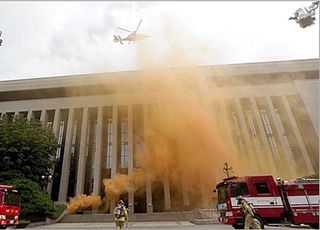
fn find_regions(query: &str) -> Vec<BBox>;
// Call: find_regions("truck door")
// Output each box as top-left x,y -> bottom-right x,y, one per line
252,179 -> 284,219
230,182 -> 249,207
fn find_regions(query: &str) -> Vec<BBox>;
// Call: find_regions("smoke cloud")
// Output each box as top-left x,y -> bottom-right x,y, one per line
65,12 -> 313,211
67,193 -> 102,214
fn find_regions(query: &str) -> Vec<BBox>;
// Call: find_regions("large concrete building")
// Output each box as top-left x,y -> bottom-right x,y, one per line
0,59 -> 318,213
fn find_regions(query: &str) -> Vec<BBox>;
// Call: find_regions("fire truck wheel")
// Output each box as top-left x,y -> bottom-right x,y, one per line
310,224 -> 319,229
253,216 -> 264,229
0,226 -> 5,229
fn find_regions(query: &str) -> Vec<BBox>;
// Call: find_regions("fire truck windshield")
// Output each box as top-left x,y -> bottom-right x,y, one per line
217,184 -> 228,203
3,190 -> 20,206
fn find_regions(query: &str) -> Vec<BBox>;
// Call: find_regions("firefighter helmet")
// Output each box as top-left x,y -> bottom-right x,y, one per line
236,195 -> 243,204
236,195 -> 243,200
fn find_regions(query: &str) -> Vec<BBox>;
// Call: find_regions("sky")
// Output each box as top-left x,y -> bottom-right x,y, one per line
0,1 -> 318,81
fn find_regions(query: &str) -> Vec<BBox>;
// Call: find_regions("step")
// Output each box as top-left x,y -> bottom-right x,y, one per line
60,211 -> 201,223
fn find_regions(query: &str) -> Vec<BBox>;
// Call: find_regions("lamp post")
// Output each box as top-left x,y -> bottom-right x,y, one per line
41,174 -> 53,193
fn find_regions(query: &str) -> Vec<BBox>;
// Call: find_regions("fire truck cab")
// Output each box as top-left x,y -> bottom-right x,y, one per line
0,185 -> 21,229
215,175 -> 319,229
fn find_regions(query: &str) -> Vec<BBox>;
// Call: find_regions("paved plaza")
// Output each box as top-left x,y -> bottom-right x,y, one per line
27,221 -> 311,230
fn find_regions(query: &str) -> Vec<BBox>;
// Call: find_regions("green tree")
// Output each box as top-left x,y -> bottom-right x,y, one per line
0,116 -> 57,188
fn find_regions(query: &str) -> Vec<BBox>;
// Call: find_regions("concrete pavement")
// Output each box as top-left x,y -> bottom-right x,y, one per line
27,221 -> 311,229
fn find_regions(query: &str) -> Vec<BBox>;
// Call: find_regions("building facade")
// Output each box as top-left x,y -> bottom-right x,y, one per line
0,59 -> 318,213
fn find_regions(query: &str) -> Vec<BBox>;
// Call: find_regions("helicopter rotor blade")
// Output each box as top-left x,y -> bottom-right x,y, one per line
117,27 -> 132,33
134,19 -> 142,33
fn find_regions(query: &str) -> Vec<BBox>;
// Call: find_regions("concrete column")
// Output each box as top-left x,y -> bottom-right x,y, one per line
27,110 -> 32,120
111,105 -> 118,178
250,97 -> 277,172
47,108 -> 60,195
219,99 -> 238,159
265,97 -> 297,175
200,183 -> 210,208
52,109 -> 61,136
143,104 -> 153,213
163,171 -> 171,210
40,109 -> 46,125
146,179 -> 153,213
127,105 -> 134,214
182,177 -> 190,207
110,105 -> 118,213
235,98 -> 259,169
58,108 -> 75,202
75,107 -> 89,195
281,96 -> 314,174
93,106 -> 103,195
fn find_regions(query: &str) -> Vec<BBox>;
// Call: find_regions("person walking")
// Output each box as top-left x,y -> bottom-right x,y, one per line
236,196 -> 261,229
113,200 -> 128,229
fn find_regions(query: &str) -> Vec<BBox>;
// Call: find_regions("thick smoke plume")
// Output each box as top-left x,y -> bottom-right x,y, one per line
67,193 -> 102,214
66,16 -> 306,210
103,170 -> 145,197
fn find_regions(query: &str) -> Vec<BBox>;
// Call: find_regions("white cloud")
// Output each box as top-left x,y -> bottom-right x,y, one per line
0,1 -> 318,80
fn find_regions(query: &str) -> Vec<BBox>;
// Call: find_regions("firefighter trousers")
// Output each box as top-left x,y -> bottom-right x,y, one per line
244,215 -> 261,229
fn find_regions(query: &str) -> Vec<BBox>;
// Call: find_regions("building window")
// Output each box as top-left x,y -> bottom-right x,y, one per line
56,148 -> 61,160
232,111 -> 246,154
56,121 -> 65,159
246,110 -> 263,157
260,110 -> 280,159
274,110 -> 295,162
71,121 -> 78,158
246,111 -> 256,136
106,119 -> 112,169
120,118 -> 128,168
260,110 -> 272,135
91,120 -> 98,181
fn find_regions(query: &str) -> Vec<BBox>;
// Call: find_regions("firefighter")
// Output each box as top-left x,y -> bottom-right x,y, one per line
113,200 -> 128,229
236,196 -> 261,229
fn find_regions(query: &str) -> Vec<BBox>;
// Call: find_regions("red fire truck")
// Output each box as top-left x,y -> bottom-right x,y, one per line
215,175 -> 319,229
0,185 -> 21,229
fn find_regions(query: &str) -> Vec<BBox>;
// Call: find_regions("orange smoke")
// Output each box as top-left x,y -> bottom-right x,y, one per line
136,94 -> 234,196
98,67 -> 243,208
66,22 -> 298,210
102,169 -> 145,201
67,193 -> 102,214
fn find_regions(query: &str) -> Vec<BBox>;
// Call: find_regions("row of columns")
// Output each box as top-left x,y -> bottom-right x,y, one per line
0,93 -> 316,211
36,105 -> 177,213
219,95 -> 315,176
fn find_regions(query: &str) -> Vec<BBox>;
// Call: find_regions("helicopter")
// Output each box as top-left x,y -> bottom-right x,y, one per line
289,1 -> 319,28
113,19 -> 149,45
0,31 -> 3,46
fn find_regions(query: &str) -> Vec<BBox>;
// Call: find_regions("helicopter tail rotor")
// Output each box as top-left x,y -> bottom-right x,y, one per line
113,35 -> 119,42
113,35 -> 123,45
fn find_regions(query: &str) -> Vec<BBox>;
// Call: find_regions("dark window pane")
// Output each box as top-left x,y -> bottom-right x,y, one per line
255,182 -> 270,194
231,183 -> 249,197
